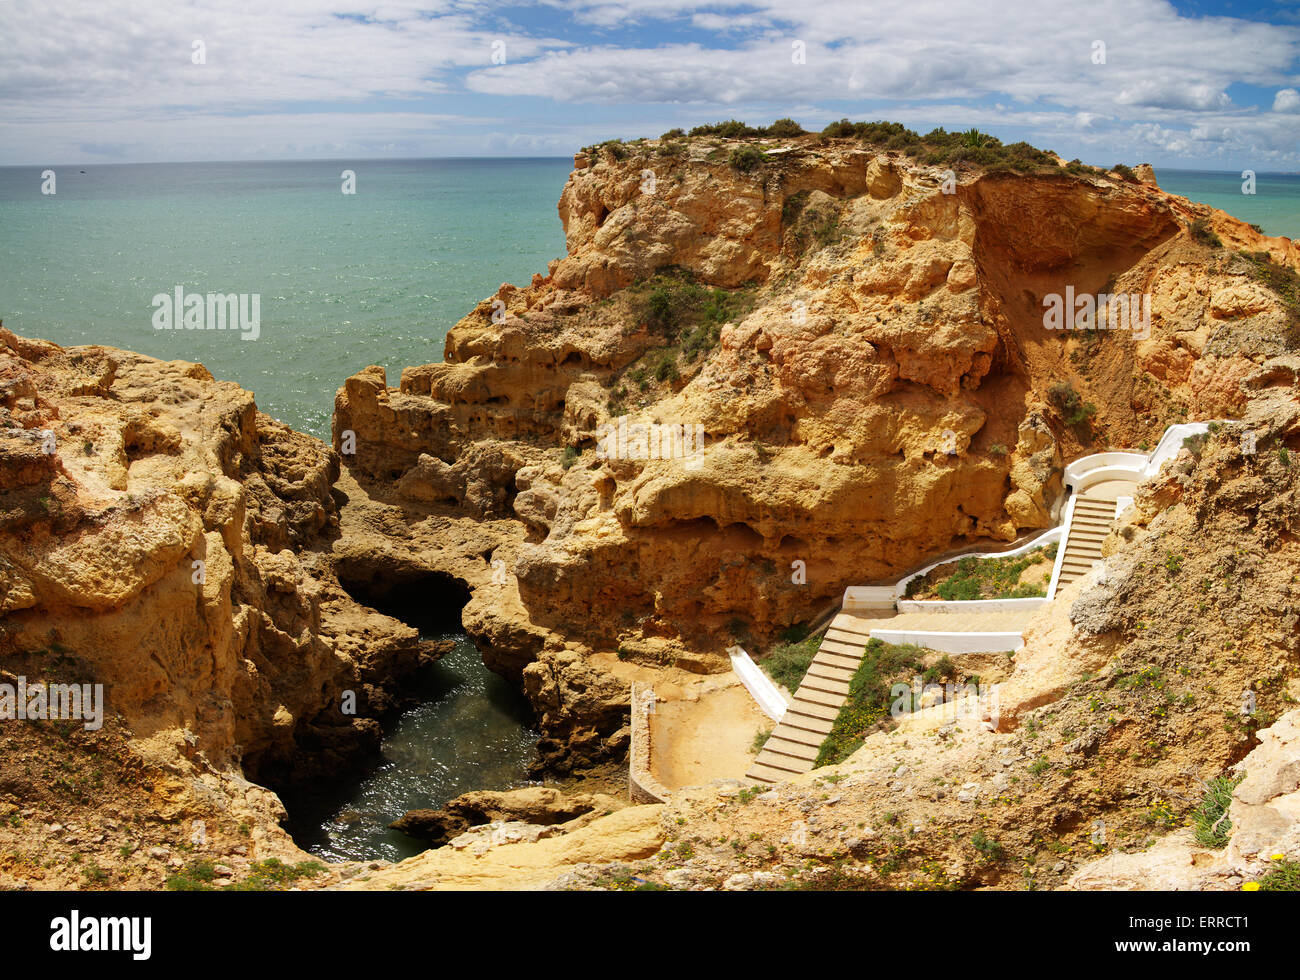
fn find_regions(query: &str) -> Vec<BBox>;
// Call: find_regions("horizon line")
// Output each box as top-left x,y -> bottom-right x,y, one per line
1,155 -> 1297,176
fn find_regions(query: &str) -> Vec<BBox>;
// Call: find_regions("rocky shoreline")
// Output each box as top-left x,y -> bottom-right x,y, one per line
2,126 -> 1299,890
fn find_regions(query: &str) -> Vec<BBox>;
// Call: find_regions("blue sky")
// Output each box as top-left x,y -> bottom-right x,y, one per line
1,0 -> 1298,169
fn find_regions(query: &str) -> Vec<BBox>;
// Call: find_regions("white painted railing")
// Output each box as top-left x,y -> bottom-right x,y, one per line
1045,493 -> 1078,601
1064,452 -> 1147,494
892,524 -> 1063,602
1144,422 -> 1211,479
728,645 -> 790,722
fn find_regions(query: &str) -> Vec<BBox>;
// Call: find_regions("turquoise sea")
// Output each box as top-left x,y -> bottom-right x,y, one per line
2,163 -> 1296,445
0,158 -> 571,439
1154,169 -> 1300,239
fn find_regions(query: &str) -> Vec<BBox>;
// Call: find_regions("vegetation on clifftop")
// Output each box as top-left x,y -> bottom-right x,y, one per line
588,118 -> 1120,177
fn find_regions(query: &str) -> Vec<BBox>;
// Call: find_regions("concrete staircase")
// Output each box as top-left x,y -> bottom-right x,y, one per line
1056,495 -> 1118,589
746,611 -> 882,783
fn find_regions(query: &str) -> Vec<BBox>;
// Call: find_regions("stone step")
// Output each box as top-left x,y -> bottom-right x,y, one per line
746,760 -> 804,783
800,675 -> 852,698
811,649 -> 863,670
770,723 -> 823,747
1071,519 -> 1113,533
1063,547 -> 1102,561
761,736 -> 819,763
794,687 -> 846,709
830,614 -> 878,634
806,662 -> 856,684
778,709 -> 833,734
785,700 -> 840,723
823,627 -> 868,644
820,638 -> 867,658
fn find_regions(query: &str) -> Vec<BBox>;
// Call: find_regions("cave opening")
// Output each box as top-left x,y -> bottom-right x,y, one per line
336,566 -> 473,635
280,568 -> 541,864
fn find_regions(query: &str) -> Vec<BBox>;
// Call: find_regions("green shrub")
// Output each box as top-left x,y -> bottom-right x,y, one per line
660,128 -> 685,139
600,140 -> 629,161
1254,858 -> 1300,890
761,633 -> 823,691
765,117 -> 805,138
1112,163 -> 1137,181
1192,774 -> 1243,847
815,639 -> 929,766
971,830 -> 1004,861
728,145 -> 768,172
653,349 -> 680,383
561,446 -> 581,469
1189,217 -> 1222,249
690,119 -> 760,138
1048,381 -> 1097,427
165,859 -> 218,891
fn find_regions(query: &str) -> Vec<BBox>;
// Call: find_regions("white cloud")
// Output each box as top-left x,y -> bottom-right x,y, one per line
1274,88 -> 1300,112
1,0 -> 1298,166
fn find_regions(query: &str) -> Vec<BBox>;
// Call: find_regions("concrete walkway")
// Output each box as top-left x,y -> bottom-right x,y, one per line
1056,479 -> 1135,590
745,606 -> 1039,783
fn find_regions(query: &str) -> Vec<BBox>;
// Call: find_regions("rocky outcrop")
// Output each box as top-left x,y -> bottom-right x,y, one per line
0,327 -> 453,883
390,786 -> 621,847
332,131 -> 1300,762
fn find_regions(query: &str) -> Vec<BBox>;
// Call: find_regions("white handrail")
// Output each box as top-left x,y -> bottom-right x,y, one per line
1045,493 -> 1077,601
728,645 -> 790,722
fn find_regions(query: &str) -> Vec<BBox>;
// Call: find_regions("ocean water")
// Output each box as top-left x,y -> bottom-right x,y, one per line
282,635 -> 540,863
1154,168 -> 1300,239
0,158 -> 572,439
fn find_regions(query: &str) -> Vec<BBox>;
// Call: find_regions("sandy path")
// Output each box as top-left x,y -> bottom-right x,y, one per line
650,681 -> 769,790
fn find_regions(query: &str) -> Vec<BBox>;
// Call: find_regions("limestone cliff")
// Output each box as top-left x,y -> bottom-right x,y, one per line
0,328 -> 447,888
333,130 -> 1299,680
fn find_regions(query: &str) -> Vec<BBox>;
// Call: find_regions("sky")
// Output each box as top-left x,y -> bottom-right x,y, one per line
1,0 -> 1298,169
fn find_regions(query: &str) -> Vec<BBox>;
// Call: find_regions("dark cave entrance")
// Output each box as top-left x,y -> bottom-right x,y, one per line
277,566 -> 541,863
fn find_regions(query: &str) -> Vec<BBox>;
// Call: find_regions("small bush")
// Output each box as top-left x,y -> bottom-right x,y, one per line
561,446 -> 581,469
1193,774 -> 1243,847
1112,163 -> 1137,181
765,117 -> 805,137
1254,858 -> 1300,891
728,145 -> 768,173
660,128 -> 685,139
600,140 -> 629,161
653,349 -> 680,383
1048,380 -> 1097,427
690,119 -> 760,138
761,634 -> 823,691
971,830 -> 1004,861
165,859 -> 218,891
1189,217 -> 1223,249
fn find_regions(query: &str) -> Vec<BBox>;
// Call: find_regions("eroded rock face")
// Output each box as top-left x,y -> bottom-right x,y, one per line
333,133 -> 1300,673
390,785 -> 620,847
0,328 -> 439,793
